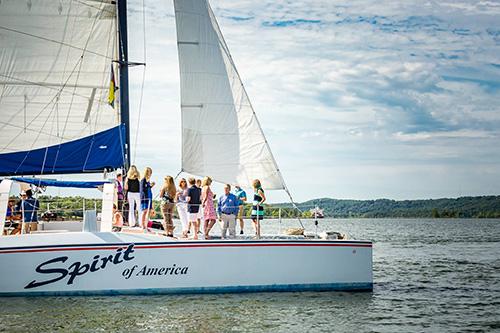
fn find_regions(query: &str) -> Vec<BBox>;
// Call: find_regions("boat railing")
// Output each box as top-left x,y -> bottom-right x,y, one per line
8,198 -> 327,223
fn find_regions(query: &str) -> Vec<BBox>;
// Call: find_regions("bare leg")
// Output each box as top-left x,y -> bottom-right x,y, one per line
255,219 -> 261,238
204,219 -> 210,239
141,209 -> 149,229
252,218 -> 261,238
193,220 -> 199,240
167,204 -> 175,236
239,218 -> 244,233
207,219 -> 216,234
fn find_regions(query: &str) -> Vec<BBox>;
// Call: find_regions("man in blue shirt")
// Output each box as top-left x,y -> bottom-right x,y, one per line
21,189 -> 39,234
217,184 -> 239,239
234,185 -> 247,234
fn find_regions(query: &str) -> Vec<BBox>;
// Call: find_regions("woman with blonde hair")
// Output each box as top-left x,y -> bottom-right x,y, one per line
175,178 -> 189,238
251,179 -> 266,239
201,176 -> 217,239
140,167 -> 155,230
124,165 -> 141,227
159,176 -> 176,236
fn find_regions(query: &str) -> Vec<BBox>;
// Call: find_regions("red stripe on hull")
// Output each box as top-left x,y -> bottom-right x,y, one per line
0,242 -> 372,254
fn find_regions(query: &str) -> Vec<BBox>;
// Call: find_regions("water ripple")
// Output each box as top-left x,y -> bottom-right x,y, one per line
0,218 -> 499,332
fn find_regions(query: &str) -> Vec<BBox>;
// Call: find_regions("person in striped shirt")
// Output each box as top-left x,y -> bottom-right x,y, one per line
251,179 -> 266,239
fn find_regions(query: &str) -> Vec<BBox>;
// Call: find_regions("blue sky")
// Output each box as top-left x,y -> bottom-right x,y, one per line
96,0 -> 500,203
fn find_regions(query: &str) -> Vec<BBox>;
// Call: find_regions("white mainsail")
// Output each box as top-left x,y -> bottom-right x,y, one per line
0,0 -> 119,155
174,0 -> 285,189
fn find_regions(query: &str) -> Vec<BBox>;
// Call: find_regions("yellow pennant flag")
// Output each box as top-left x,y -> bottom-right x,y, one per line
108,65 -> 118,107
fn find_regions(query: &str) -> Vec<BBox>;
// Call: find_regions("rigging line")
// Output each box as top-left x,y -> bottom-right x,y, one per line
70,2 -> 117,142
284,186 -> 305,229
9,0 -> 75,141
1,0 -> 79,134
13,103 -> 58,175
0,73 -> 5,107
93,14 -> 117,134
0,58 -> 84,152
0,74 -> 91,98
0,121 -> 70,140
60,0 -> 78,113
132,0 -> 148,164
207,4 -> 305,231
82,135 -> 96,172
1,0 -> 102,154
118,120 -> 126,172
73,0 -> 116,15
0,26 -> 112,60
41,0 -> 75,89
58,0 -> 106,142
174,170 -> 183,181
38,102 -> 59,177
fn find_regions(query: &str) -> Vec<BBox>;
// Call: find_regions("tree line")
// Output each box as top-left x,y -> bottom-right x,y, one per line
13,194 -> 500,220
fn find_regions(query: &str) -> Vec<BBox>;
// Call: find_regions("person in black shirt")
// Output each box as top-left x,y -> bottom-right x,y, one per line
125,165 -> 141,227
186,177 -> 202,239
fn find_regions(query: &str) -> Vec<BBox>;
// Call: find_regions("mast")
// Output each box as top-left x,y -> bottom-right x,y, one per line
117,0 -> 131,171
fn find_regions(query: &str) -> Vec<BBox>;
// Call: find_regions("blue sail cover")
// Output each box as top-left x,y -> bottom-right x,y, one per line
10,177 -> 109,189
0,125 -> 125,176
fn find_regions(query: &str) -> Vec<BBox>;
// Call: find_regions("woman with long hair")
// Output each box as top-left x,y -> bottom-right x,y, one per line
251,179 -> 266,239
175,178 -> 189,238
124,165 -> 141,227
140,167 -> 155,230
160,176 -> 176,236
201,176 -> 217,239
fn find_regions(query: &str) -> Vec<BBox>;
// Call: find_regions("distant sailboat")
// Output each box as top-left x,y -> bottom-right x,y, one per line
0,0 -> 372,296
311,206 -> 325,219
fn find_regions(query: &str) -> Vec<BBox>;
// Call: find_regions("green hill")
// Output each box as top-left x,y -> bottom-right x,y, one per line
278,196 -> 500,218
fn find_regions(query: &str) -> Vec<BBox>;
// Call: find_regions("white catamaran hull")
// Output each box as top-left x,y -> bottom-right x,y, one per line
0,232 -> 372,296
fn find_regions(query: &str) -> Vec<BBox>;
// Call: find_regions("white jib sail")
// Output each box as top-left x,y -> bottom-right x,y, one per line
174,0 -> 285,190
0,0 -> 119,155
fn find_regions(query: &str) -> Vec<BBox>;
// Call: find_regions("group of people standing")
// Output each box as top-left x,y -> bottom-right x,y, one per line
115,165 -> 267,239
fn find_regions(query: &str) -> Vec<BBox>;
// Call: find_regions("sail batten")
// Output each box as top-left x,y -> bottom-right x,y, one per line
174,0 -> 284,189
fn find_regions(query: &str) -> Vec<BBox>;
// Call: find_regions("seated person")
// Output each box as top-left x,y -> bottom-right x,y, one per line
112,204 -> 123,232
4,199 -> 21,235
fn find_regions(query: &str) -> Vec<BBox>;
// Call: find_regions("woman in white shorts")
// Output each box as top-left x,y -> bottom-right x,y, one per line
175,178 -> 189,238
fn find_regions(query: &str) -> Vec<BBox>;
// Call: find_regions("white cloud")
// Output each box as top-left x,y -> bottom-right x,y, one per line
119,0 -> 500,201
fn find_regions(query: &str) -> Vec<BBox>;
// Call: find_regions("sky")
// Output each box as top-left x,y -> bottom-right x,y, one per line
45,0 -> 500,203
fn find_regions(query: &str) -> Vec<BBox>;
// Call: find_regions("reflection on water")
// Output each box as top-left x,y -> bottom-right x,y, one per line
1,218 -> 499,332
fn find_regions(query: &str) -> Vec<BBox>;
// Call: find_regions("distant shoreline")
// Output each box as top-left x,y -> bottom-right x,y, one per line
21,194 -> 500,220
274,195 -> 500,219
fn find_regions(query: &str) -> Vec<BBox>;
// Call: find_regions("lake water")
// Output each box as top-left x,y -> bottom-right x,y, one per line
0,218 -> 499,332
